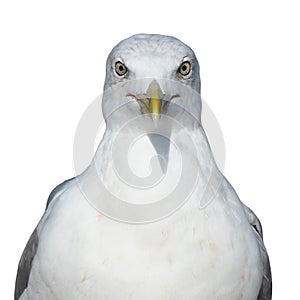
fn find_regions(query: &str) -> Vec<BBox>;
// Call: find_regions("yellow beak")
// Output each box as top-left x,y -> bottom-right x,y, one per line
148,81 -> 162,125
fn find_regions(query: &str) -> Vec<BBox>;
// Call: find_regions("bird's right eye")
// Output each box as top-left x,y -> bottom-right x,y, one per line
115,61 -> 127,76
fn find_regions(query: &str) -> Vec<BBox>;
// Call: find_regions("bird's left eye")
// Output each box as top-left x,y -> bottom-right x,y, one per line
178,61 -> 191,76
115,61 -> 127,76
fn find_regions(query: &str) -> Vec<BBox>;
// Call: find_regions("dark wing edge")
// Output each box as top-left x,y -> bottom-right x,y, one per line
14,229 -> 38,300
15,177 -> 75,299
257,251 -> 272,300
243,204 -> 272,300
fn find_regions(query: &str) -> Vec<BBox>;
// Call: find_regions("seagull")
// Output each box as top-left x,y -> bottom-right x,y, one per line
15,34 -> 271,300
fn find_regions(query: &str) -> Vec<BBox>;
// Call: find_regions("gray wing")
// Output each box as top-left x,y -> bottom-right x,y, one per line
243,205 -> 272,300
15,178 -> 75,300
257,251 -> 272,300
14,229 -> 39,300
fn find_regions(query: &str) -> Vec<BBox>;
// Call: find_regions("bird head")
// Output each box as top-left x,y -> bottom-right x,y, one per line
100,34 -> 203,174
102,34 -> 201,129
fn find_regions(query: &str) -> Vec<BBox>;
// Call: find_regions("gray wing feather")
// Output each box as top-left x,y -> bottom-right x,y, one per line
257,251 -> 272,299
15,177 -> 75,299
243,205 -> 272,300
14,229 -> 39,300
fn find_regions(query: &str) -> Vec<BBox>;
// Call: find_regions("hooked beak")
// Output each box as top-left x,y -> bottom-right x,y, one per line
126,80 -> 179,127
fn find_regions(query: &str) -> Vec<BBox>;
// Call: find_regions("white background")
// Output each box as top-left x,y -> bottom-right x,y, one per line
1,0 -> 299,298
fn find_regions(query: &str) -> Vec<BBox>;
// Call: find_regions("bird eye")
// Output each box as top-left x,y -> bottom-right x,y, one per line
115,61 -> 127,76
178,61 -> 191,76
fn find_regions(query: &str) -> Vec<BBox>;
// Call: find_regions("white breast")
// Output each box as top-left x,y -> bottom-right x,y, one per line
22,180 -> 263,300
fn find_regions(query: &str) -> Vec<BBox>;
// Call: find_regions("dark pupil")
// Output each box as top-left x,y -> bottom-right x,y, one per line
119,65 -> 124,72
182,65 -> 187,72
